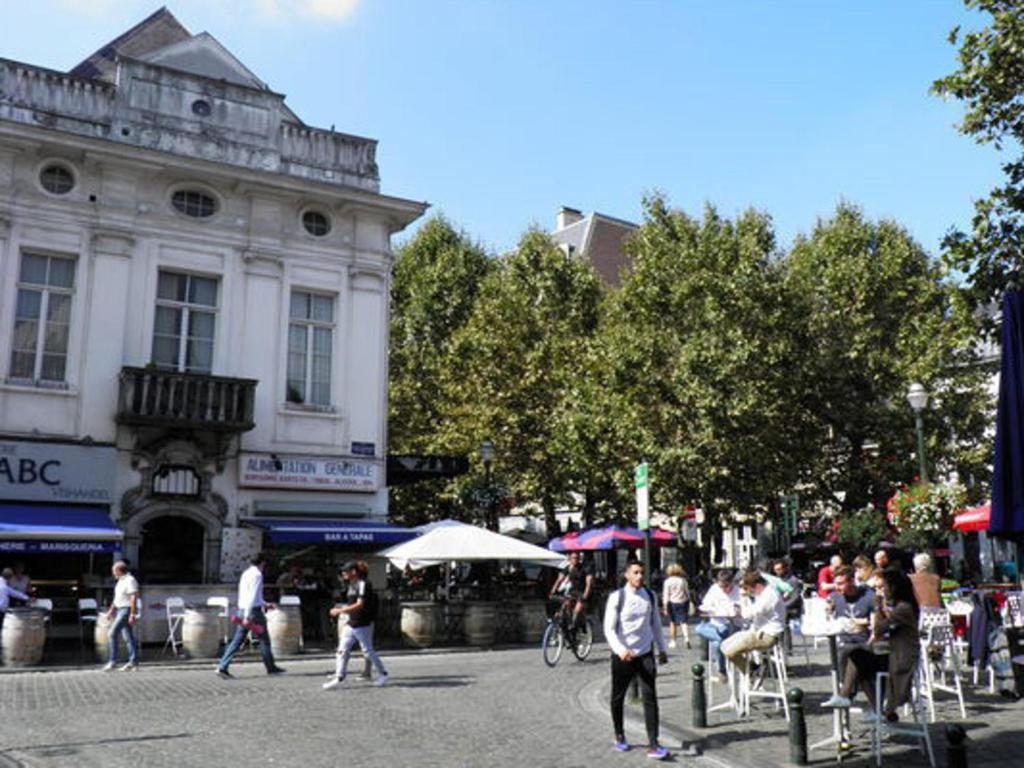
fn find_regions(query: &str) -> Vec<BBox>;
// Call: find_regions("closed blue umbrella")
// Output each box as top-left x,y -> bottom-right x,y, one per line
991,290 -> 1024,538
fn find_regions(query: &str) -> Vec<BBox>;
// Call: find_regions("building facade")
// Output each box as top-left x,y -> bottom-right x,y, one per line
0,9 -> 425,585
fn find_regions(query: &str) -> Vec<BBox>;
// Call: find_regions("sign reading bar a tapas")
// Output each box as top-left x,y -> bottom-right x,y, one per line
239,453 -> 380,493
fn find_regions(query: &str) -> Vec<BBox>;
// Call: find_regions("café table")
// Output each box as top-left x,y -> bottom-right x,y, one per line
803,619 -> 859,762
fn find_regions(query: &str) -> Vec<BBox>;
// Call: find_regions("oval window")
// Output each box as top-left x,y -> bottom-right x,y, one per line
302,210 -> 331,237
192,99 -> 212,117
39,164 -> 75,195
171,189 -> 217,218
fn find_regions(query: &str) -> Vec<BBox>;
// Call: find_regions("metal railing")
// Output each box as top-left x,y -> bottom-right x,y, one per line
116,366 -> 257,433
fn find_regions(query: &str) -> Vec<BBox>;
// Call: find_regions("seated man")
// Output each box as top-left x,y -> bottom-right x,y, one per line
827,565 -> 874,673
721,570 -> 786,675
696,569 -> 741,682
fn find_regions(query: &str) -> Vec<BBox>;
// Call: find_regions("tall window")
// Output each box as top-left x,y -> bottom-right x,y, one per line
152,270 -> 218,373
9,253 -> 75,383
287,291 -> 334,406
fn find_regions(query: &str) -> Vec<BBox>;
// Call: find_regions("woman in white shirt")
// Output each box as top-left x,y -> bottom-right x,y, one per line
661,563 -> 691,650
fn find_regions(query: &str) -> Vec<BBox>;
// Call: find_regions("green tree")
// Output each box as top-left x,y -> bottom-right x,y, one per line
388,216 -> 494,525
933,1 -> 1024,319
440,230 -> 605,532
785,204 -> 991,509
603,195 -> 816,539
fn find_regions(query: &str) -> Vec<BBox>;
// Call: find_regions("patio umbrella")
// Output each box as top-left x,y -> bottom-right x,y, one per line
953,503 -> 991,533
991,290 -> 1024,538
378,519 -> 565,569
547,524 -> 675,552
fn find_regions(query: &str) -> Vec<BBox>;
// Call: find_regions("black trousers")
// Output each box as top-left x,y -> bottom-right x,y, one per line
610,651 -> 659,746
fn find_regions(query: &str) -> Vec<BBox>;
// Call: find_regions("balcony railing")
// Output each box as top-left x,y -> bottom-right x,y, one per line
117,366 -> 257,433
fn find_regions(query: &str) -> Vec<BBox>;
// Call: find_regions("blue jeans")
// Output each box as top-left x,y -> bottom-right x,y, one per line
218,607 -> 276,672
108,607 -> 138,665
696,620 -> 733,674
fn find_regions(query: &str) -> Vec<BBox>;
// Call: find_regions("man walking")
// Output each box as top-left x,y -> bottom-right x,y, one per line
323,560 -> 388,689
217,552 -> 285,678
604,560 -> 670,760
102,561 -> 140,671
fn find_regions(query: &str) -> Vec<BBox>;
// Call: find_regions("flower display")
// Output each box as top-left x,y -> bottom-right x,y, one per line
886,481 -> 965,550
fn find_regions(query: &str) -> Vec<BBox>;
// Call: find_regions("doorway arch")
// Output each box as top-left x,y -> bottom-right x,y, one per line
138,514 -> 205,584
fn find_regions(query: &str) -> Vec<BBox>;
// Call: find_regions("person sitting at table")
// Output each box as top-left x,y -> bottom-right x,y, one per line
721,570 -> 786,675
817,554 -> 844,599
696,569 -> 741,683
823,568 -> 920,720
909,552 -> 943,609
828,565 -> 875,673
852,555 -> 873,588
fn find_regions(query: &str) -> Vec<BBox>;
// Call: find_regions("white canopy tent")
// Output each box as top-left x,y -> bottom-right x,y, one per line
379,519 -> 565,570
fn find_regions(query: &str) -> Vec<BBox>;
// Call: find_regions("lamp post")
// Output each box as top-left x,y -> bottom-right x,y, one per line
906,382 -> 929,484
479,440 -> 496,531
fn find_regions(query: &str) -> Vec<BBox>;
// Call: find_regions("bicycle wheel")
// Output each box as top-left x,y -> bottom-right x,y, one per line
572,618 -> 594,660
542,620 -> 564,667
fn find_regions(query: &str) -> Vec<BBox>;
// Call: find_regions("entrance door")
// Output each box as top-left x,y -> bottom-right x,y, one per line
139,515 -> 205,583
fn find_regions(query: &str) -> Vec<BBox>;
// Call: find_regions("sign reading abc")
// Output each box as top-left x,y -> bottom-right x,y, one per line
0,440 -> 115,503
239,453 -> 380,493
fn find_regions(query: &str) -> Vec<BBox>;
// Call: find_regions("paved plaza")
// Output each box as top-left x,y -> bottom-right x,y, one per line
0,640 -> 1020,768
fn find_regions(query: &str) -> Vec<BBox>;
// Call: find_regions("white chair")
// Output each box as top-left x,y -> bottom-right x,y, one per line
870,667 -> 936,768
206,596 -> 230,644
740,641 -> 791,721
917,607 -> 966,720
801,597 -> 830,650
30,597 -> 53,618
279,595 -> 301,607
163,597 -> 186,656
706,640 -> 741,715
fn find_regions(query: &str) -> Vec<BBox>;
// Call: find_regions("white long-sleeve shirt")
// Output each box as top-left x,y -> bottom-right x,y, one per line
604,584 -> 667,658
699,583 -> 741,618
0,577 -> 30,612
236,565 -> 265,619
741,585 -> 786,637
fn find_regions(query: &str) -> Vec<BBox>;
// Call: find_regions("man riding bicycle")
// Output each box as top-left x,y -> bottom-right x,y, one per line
549,552 -> 593,635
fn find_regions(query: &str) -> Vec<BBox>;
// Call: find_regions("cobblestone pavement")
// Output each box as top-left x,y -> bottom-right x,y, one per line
0,638 -> 1021,768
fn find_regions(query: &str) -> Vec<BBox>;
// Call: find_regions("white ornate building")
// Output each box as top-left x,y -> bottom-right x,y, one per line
0,9 -> 425,585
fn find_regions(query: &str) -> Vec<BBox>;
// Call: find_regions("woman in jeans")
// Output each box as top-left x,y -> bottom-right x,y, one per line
661,563 -> 691,649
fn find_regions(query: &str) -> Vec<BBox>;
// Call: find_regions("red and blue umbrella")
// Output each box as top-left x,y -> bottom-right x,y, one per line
548,524 -> 675,552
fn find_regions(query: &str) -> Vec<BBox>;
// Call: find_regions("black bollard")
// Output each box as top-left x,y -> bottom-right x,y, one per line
945,724 -> 968,768
788,688 -> 808,766
692,663 -> 707,728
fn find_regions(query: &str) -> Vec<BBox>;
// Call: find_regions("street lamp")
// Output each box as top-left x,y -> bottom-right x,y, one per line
906,382 -> 929,483
479,440 -> 496,530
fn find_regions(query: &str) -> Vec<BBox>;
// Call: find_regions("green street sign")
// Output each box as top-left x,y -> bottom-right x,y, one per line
635,462 -> 649,490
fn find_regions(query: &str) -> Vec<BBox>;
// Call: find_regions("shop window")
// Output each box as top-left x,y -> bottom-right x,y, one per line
8,252 -> 75,384
139,515 -> 204,584
151,465 -> 201,497
287,290 -> 334,406
152,270 -> 218,374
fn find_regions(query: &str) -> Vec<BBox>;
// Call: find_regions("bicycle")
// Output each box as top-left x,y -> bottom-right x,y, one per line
542,596 -> 594,667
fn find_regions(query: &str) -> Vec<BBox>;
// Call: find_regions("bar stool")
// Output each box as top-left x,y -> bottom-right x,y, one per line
163,597 -> 186,656
918,607 -> 966,720
77,598 -> 98,660
741,641 -> 791,720
869,667 -> 935,768
206,596 -> 230,644
707,642 -> 741,715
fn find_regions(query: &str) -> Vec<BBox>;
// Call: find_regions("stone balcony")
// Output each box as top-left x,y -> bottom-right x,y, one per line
116,366 -> 257,434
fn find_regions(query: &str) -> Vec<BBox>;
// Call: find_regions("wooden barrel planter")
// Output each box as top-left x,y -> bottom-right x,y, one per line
182,607 -> 222,658
401,601 -> 441,648
2,608 -> 46,667
267,605 -> 302,656
463,601 -> 497,646
517,600 -> 547,644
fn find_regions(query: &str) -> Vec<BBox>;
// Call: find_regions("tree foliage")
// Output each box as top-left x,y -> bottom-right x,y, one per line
933,0 -> 1024,319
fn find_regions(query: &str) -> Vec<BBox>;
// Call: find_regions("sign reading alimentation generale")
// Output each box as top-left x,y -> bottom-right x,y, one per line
239,452 -> 380,493
0,440 -> 116,503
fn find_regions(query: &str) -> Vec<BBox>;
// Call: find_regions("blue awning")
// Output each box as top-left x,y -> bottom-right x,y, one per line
244,518 -> 418,546
0,503 -> 122,553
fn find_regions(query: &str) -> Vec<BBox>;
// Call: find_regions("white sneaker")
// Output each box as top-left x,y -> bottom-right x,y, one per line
821,694 -> 853,708
322,677 -> 344,690
120,662 -> 139,672
101,662 -> 116,672
373,673 -> 390,687
668,640 -> 677,649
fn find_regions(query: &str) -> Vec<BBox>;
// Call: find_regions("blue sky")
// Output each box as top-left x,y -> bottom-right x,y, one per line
1,1 -> 1005,257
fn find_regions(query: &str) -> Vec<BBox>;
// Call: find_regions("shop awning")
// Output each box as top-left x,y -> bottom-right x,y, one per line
0,503 -> 122,553
245,518 -> 418,546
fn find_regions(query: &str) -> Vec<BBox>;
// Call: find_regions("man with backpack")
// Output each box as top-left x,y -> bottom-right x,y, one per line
604,560 -> 670,760
323,560 -> 389,689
